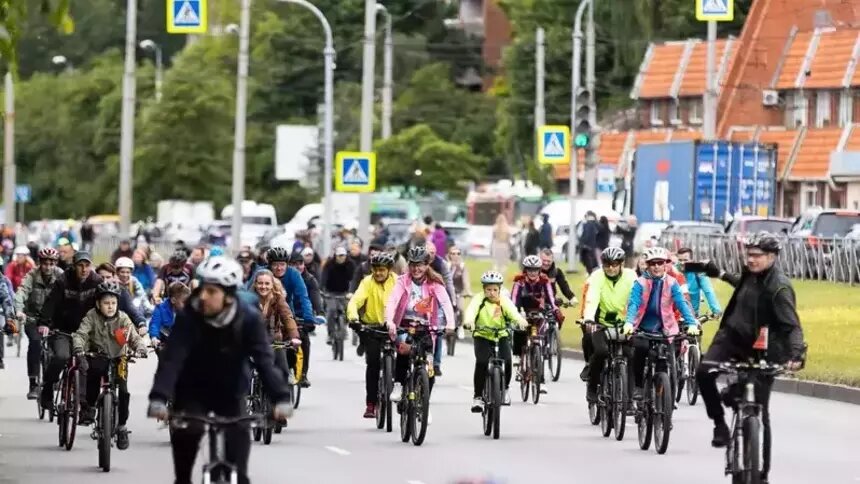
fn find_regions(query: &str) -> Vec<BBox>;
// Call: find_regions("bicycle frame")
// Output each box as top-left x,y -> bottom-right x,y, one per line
169,412 -> 261,484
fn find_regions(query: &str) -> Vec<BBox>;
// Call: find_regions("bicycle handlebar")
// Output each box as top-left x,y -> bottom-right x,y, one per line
632,331 -> 688,342
168,412 -> 263,428
702,360 -> 787,376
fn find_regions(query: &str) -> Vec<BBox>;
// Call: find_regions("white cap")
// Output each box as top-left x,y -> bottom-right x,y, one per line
334,246 -> 347,256
13,246 -> 29,256
301,247 -> 314,256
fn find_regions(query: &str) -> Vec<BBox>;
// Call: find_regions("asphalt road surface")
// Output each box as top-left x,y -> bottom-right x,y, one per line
1,332 -> 857,484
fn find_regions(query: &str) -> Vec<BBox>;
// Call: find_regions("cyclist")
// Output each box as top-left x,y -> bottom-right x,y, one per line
95,263 -> 148,336
38,251 -> 102,409
425,242 -> 456,376
0,258 -> 15,369
511,255 -> 563,376
447,246 -> 472,338
624,246 -> 698,400
132,249 -> 156,294
346,252 -> 396,418
320,246 -> 356,344
7,246 -> 34,291
236,249 -> 257,284
149,282 -> 192,353
348,243 -> 383,293
301,247 -> 321,281
384,245 -> 455,418
288,250 -> 324,316
463,270 -> 526,412
676,247 -> 721,317
693,233 -> 805,484
110,238 -> 134,263
539,248 -> 578,305
580,247 -> 637,402
147,256 -> 292,484
251,269 -> 301,384
115,257 -> 154,318
73,281 -> 148,448
152,250 -> 194,305
15,247 -> 64,398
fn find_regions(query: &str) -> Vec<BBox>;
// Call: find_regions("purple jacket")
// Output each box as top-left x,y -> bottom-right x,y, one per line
431,228 -> 448,259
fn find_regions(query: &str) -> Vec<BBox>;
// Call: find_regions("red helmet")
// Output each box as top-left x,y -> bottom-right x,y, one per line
38,247 -> 59,261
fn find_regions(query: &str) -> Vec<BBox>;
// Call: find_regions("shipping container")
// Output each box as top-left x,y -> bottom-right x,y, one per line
632,141 -> 777,224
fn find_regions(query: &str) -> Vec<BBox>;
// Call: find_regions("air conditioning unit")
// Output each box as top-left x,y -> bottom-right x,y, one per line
762,89 -> 779,107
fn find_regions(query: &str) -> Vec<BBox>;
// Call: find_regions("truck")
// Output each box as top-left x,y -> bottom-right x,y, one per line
466,179 -> 544,226
632,140 -> 777,225
157,200 -> 216,243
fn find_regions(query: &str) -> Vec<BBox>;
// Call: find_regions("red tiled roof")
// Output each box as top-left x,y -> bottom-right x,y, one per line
756,130 -> 800,178
668,130 -> 703,141
638,43 -> 686,99
789,128 -> 842,179
678,40 -> 732,96
729,128 -> 757,142
805,29 -> 859,89
844,125 -> 860,151
774,31 -> 814,89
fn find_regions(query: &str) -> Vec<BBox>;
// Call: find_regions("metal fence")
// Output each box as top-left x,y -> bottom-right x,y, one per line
659,231 -> 860,285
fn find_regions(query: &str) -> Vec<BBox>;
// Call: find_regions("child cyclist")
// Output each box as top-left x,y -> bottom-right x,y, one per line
510,255 -> 564,374
463,270 -> 526,412
73,281 -> 148,450
150,282 -> 191,353
347,252 -> 397,419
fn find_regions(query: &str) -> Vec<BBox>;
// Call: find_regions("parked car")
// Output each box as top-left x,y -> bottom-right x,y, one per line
726,216 -> 794,237
662,221 -> 724,256
791,209 -> 860,239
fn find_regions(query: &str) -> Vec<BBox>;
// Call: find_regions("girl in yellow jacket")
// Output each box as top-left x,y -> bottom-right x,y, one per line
346,253 -> 397,419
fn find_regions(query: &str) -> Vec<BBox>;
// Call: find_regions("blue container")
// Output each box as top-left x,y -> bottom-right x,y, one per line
632,141 -> 696,223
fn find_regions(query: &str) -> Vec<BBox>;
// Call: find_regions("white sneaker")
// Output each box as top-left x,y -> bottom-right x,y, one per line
457,327 -> 465,340
390,382 -> 403,402
471,398 -> 483,413
503,389 -> 511,406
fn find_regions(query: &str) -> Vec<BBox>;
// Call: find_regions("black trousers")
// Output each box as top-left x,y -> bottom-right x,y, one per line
631,337 -> 677,389
587,331 -> 610,392
42,334 -> 72,398
579,248 -> 598,273
361,335 -> 382,405
581,324 -> 593,362
171,403 -> 250,484
25,323 -> 43,379
473,337 -> 512,398
82,357 -> 130,426
696,333 -> 774,478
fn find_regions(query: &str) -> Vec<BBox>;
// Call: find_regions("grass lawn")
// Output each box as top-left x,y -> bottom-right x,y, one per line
464,259 -> 860,387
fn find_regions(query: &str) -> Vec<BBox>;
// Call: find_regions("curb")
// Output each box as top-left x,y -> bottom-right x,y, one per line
460,337 -> 860,406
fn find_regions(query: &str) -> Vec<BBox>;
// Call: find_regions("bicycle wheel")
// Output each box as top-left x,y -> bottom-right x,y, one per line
64,370 -> 79,451
37,381 -> 45,420
548,328 -> 562,382
376,372 -> 386,430
653,372 -> 673,455
98,393 -> 113,472
490,366 -> 501,440
57,404 -> 67,448
49,386 -> 56,423
519,349 -> 530,402
482,374 -> 493,437
380,354 -> 394,432
612,361 -> 628,441
637,378 -> 653,451
530,345 -> 542,404
735,417 -> 761,484
411,367 -> 430,446
262,397 -> 273,445
599,368 -> 612,437
686,345 -> 700,406
399,382 -> 412,443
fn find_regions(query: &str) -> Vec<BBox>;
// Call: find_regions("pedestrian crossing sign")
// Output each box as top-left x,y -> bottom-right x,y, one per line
537,125 -> 571,165
335,151 -> 376,193
696,0 -> 733,21
167,0 -> 208,34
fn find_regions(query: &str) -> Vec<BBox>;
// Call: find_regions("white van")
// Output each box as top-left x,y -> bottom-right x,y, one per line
221,201 -> 278,247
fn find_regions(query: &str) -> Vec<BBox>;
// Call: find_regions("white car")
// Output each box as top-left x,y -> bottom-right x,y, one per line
466,225 -> 493,258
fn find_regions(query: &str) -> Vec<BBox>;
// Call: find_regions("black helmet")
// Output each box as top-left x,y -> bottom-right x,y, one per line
169,250 -> 187,266
267,246 -> 290,263
288,250 -> 304,263
745,232 -> 781,253
96,281 -> 123,299
406,245 -> 428,263
370,252 -> 395,268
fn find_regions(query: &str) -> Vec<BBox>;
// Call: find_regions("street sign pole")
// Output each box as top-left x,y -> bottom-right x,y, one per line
3,73 -> 15,227
567,0 -> 589,273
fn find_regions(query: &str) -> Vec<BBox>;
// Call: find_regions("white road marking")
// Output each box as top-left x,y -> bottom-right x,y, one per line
324,445 -> 351,456
406,480 -> 427,484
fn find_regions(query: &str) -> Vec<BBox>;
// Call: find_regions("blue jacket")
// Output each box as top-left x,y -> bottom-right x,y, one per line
246,266 -> 314,322
0,275 -> 14,318
684,270 -> 722,316
149,300 -> 177,339
133,264 -> 156,293
626,272 -> 696,334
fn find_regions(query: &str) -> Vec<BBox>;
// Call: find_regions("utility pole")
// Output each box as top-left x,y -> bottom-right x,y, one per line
230,0 -> 251,254
567,0 -> 590,273
704,20 -> 717,139
377,4 -> 393,140
3,73 -> 15,227
357,0 -> 377,243
140,39 -> 163,102
583,0 -> 598,198
534,27 -> 546,133
118,0 -> 138,237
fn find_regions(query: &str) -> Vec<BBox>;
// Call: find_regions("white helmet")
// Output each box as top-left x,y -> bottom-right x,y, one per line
480,270 -> 504,285
115,257 -> 134,270
13,246 -> 29,256
643,246 -> 670,262
522,255 -> 542,269
196,256 -> 243,290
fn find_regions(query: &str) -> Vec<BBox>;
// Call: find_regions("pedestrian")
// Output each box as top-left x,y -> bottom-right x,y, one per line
539,213 -> 553,250
579,211 -> 600,273
431,223 -> 448,258
523,218 -> 540,256
491,214 -> 511,273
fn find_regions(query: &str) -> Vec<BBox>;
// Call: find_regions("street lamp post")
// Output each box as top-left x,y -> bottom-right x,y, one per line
232,0 -> 336,255
51,55 -> 73,72
118,0 -> 139,238
139,39 -> 163,102
376,3 -> 393,140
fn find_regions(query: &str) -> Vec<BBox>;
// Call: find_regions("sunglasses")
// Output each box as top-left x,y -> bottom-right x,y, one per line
647,260 -> 667,266
450,251 -> 461,256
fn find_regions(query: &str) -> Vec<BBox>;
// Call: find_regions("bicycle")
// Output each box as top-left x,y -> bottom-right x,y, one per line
592,321 -> 631,441
90,351 -> 147,472
396,317 -> 434,446
169,412 -> 262,484
356,324 -> 395,433
247,343 -> 291,445
273,340 -> 299,434
473,326 -> 509,440
545,302 -> 573,382
446,304 -> 462,357
55,343 -> 81,451
633,331 -> 684,455
37,336 -> 54,422
517,310 -> 546,404
324,293 -> 349,361
676,314 -> 711,406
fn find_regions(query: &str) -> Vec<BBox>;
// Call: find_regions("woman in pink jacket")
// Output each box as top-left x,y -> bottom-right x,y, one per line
385,245 -> 455,410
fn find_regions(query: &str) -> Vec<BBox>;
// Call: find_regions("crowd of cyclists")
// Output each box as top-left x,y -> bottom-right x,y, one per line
0,221 -> 808,484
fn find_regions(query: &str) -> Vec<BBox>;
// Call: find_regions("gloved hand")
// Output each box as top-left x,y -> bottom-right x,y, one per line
703,260 -> 721,279
147,400 -> 168,420
38,325 -> 50,337
621,323 -> 634,336
273,401 -> 294,421
75,353 -> 89,372
554,308 -> 566,327
348,321 -> 362,331
686,325 -> 701,336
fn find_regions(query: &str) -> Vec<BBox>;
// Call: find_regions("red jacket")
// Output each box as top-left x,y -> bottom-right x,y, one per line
6,260 -> 34,291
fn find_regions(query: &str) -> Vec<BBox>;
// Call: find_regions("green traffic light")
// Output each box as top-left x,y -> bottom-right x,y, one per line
574,133 -> 590,148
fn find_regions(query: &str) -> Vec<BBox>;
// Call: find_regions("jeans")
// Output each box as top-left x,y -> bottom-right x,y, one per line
393,333 -> 435,394
473,337 -> 512,398
25,323 -> 43,378
433,331 -> 444,367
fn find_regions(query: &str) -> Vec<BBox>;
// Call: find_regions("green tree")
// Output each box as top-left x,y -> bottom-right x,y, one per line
0,0 -> 73,71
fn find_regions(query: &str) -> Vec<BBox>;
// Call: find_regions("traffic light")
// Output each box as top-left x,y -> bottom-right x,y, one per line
574,87 -> 592,149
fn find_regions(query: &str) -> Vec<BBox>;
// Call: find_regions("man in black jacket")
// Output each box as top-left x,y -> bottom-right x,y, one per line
289,250 -> 323,386
539,249 -> 577,304
349,243 -> 384,292
579,211 -> 600,273
321,246 -> 356,344
148,256 -> 291,484
39,251 -> 102,408
693,232 -> 805,484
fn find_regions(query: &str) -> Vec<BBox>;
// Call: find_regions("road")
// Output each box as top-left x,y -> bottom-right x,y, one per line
0,332 -> 858,484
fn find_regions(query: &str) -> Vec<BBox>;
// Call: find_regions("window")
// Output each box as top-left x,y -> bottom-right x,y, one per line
669,100 -> 680,124
689,98 -> 703,124
839,90 -> 853,126
790,92 -> 808,128
650,101 -> 664,126
815,90 -> 831,127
